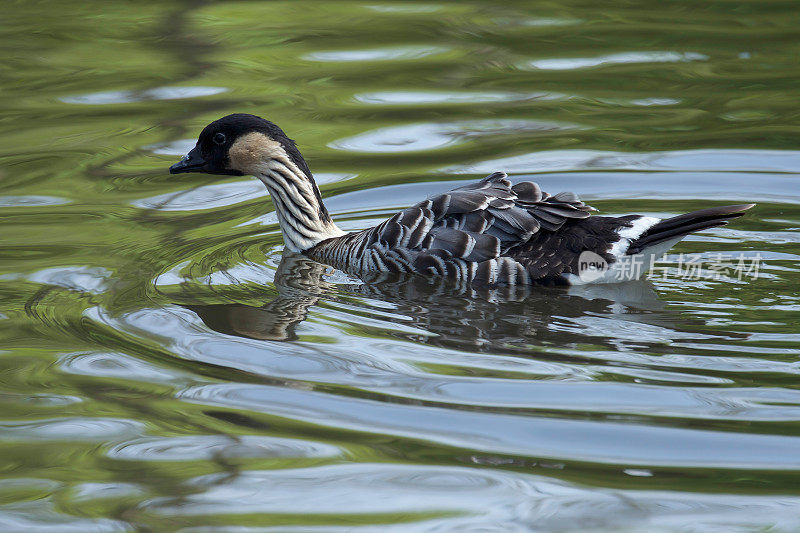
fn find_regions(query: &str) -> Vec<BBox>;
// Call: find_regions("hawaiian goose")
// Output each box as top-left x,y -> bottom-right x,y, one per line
170,113 -> 754,286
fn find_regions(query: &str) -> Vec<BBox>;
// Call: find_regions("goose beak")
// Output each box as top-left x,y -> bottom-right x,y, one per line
169,146 -> 207,174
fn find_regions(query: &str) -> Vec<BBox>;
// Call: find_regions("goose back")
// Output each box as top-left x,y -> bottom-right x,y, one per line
309,172 -> 633,285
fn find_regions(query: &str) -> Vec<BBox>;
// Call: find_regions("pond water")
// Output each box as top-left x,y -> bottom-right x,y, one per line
3,1 -> 800,531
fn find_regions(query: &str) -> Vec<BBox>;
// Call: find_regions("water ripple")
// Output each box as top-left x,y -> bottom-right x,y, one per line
145,463 -> 800,531
0,418 -> 143,442
443,149 -> 800,175
61,86 -> 227,105
107,435 -> 341,461
26,266 -> 111,295
179,383 -> 800,469
528,51 -> 709,70
331,120 -> 580,153
58,352 -> 196,386
353,90 -> 560,105
133,180 -> 266,211
0,506 -> 129,533
304,46 -> 450,62
0,196 -> 70,207
69,482 -> 144,502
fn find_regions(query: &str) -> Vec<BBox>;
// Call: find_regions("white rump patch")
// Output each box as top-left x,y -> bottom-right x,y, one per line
565,216 -> 686,285
608,216 -> 660,257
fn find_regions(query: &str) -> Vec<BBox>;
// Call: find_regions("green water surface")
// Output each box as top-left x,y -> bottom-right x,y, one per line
2,1 -> 800,531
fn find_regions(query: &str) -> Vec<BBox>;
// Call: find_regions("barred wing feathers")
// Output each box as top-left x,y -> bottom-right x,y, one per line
365,172 -> 598,281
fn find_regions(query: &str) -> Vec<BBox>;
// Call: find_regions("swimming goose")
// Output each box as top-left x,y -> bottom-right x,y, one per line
170,113 -> 754,286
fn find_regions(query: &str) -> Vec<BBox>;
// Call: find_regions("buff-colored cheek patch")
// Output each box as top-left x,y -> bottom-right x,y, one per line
228,132 -> 285,174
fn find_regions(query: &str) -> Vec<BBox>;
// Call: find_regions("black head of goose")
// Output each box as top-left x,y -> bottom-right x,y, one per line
170,113 -> 755,286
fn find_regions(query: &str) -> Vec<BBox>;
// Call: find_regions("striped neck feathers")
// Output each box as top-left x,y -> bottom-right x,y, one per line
228,132 -> 345,252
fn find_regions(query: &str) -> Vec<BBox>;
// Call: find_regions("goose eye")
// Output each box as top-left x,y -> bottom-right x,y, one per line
213,133 -> 226,145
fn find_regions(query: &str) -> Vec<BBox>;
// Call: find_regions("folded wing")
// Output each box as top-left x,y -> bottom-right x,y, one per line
371,172 -> 595,272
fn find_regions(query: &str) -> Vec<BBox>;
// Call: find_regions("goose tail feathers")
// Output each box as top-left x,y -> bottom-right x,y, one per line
626,204 -> 755,255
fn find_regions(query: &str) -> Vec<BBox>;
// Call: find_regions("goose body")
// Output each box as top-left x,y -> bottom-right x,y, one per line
170,114 -> 754,286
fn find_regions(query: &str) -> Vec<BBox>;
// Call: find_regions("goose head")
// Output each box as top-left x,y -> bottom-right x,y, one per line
169,113 -> 343,252
169,113 -> 311,178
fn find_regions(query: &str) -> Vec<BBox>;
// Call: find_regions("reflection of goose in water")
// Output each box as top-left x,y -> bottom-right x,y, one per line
185,256 -> 330,342
186,253 -> 746,351
170,114 -> 754,287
